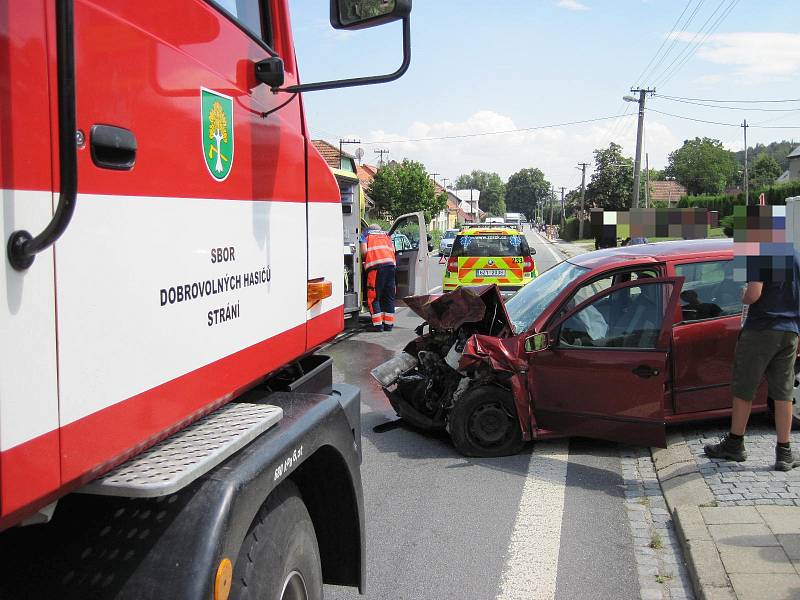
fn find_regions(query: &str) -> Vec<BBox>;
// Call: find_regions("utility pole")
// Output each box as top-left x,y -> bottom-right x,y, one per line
559,186 -> 566,228
338,138 -> 360,169
742,119 -> 749,205
577,162 -> 588,239
645,153 -> 650,208
549,185 -> 555,226
374,148 -> 389,166
441,177 -> 449,190
430,172 -> 440,188
629,88 -> 655,209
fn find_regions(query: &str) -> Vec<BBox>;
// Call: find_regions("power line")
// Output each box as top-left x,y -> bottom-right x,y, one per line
654,95 -> 800,112
655,0 -> 739,88
649,107 -> 800,129
656,94 -> 800,104
641,0 -> 706,85
633,0 -> 694,87
360,114 -> 632,144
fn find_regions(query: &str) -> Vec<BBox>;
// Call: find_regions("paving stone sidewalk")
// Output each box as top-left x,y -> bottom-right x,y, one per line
655,421 -> 800,600
681,416 -> 800,508
674,505 -> 800,600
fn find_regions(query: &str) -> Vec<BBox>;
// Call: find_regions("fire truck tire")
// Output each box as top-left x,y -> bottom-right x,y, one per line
231,480 -> 323,600
449,386 -> 524,457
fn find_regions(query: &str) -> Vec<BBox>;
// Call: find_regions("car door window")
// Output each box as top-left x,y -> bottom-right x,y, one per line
559,268 -> 659,321
391,216 -> 420,250
674,260 -> 740,322
559,282 -> 667,349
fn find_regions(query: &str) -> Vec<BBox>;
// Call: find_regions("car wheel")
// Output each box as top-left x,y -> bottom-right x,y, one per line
448,386 -> 524,457
231,480 -> 323,600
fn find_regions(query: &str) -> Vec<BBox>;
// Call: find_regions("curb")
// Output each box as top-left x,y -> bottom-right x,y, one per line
651,434 -> 738,600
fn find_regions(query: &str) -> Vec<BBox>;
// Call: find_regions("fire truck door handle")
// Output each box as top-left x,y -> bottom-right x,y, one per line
90,125 -> 137,170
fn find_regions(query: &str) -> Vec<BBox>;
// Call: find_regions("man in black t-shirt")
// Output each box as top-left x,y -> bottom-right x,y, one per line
705,256 -> 800,471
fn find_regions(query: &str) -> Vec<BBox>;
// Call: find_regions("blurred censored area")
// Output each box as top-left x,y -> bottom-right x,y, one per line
733,205 -> 796,283
590,208 -> 715,246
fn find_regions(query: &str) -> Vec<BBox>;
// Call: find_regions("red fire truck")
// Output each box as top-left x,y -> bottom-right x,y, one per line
0,1 -> 411,598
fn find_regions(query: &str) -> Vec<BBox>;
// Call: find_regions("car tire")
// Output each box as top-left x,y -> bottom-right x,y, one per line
448,386 -> 524,457
231,480 -> 323,600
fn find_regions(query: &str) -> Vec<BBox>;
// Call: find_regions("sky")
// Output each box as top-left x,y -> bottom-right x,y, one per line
288,1 -> 800,192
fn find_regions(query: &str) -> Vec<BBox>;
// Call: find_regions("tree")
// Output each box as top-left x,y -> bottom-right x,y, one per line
367,159 -> 448,223
665,137 -> 737,195
505,168 -> 550,223
750,153 -> 782,189
585,143 -> 634,210
454,170 -> 506,216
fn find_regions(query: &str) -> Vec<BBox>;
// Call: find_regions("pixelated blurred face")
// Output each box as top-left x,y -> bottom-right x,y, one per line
732,205 -> 795,283
590,208 -> 709,241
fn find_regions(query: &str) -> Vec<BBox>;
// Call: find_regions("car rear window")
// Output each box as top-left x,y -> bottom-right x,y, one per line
451,234 -> 530,257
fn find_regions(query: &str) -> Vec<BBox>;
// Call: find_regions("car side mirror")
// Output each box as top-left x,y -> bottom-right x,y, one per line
530,248 -> 536,255
331,0 -> 411,30
524,332 -> 549,353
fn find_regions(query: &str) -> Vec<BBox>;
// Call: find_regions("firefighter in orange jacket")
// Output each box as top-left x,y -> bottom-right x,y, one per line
360,224 -> 397,332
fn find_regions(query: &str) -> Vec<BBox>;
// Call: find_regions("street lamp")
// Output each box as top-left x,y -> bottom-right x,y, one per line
622,95 -> 637,103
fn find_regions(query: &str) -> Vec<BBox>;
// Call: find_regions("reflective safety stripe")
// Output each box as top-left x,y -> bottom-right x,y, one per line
371,312 -> 384,325
383,313 -> 395,324
364,232 -> 396,270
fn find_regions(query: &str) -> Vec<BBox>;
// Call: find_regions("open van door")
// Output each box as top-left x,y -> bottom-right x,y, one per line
389,212 -> 430,299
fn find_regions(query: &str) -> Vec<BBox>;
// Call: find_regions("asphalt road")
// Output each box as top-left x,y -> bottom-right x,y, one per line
324,228 -> 640,600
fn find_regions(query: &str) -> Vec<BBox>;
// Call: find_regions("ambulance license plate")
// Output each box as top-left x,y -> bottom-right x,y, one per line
476,269 -> 505,277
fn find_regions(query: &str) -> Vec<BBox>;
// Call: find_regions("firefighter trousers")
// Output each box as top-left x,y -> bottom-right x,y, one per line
366,265 -> 396,329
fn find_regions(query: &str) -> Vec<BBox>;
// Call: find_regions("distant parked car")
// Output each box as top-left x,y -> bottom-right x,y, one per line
439,229 -> 458,255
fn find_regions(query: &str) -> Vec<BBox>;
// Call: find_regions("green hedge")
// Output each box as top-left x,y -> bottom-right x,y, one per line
561,217 -> 591,241
677,181 -> 800,217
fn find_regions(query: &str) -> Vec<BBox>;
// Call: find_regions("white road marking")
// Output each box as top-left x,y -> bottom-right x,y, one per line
528,230 -> 563,267
497,441 -> 569,600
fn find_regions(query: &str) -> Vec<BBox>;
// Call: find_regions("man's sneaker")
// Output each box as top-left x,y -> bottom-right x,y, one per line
775,445 -> 800,471
704,434 -> 747,462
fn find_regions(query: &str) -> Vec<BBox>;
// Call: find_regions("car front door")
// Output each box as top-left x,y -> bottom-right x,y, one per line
389,212 -> 430,299
527,277 -> 683,447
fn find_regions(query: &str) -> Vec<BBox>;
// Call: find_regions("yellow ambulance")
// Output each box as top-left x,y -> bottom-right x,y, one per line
443,227 -> 538,297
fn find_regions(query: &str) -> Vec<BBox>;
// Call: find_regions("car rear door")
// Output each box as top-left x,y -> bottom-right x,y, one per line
527,277 -> 684,447
389,212 -> 429,298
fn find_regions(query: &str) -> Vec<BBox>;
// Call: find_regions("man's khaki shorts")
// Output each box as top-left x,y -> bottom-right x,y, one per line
731,329 -> 799,402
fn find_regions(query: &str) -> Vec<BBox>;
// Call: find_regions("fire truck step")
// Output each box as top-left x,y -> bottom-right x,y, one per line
79,402 -> 283,498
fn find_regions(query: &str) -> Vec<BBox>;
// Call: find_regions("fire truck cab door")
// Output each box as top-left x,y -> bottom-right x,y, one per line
53,2 -> 308,484
389,211 -> 430,299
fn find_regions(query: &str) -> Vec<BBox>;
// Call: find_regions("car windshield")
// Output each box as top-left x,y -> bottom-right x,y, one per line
505,260 -> 589,333
451,234 -> 530,257
443,230 -> 457,239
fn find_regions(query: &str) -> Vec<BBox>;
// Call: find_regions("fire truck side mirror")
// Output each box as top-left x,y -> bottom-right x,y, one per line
331,0 -> 411,30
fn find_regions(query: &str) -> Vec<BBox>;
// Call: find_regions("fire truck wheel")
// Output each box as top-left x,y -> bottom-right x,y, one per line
231,480 -> 323,600
449,386 -> 524,457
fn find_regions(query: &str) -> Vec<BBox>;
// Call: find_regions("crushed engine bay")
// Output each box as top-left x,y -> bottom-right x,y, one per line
371,285 -> 525,433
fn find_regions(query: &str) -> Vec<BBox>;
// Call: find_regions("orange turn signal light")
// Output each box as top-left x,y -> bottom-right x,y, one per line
307,279 -> 333,309
214,558 -> 232,600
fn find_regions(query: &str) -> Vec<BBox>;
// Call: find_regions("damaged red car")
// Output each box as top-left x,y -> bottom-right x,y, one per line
373,239 -> 791,457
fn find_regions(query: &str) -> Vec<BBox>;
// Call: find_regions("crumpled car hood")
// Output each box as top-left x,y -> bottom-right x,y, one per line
404,285 -> 513,334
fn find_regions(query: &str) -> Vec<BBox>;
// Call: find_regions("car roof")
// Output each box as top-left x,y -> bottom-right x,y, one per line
569,238 -> 733,270
458,228 -> 520,236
